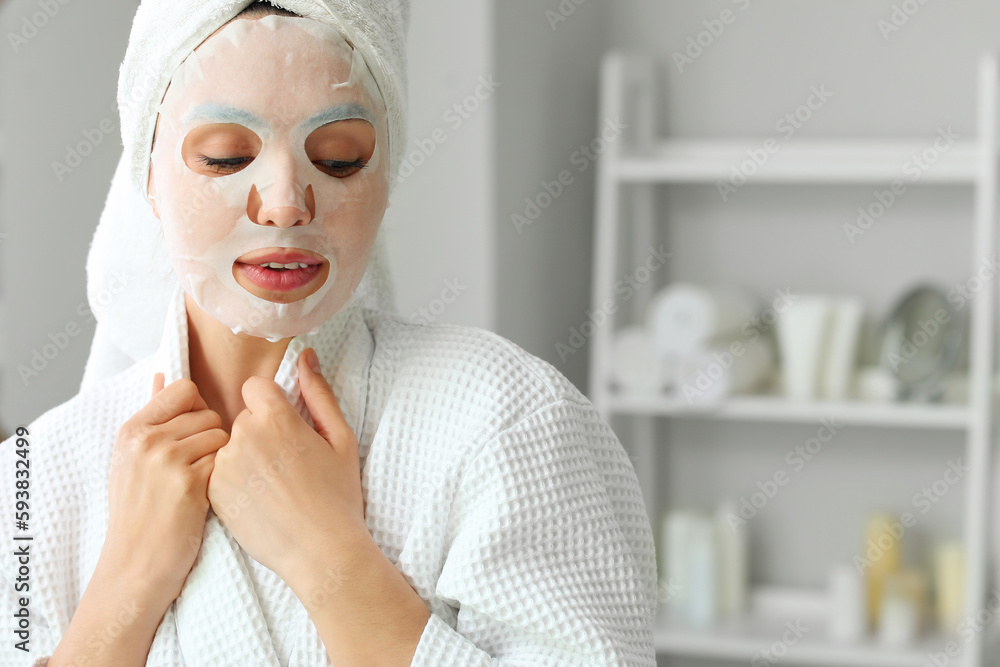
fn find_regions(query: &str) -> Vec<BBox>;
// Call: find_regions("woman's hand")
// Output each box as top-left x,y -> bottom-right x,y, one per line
102,375 -> 229,607
207,347 -> 369,586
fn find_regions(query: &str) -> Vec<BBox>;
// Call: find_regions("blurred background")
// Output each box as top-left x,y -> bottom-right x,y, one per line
3,0 -> 1000,665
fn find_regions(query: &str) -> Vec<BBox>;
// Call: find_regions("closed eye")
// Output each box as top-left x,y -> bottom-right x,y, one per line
193,156 -> 367,178
182,123 -> 262,176
313,158 -> 369,178
196,155 -> 253,174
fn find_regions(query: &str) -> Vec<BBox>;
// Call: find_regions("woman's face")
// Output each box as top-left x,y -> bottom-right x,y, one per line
148,15 -> 390,341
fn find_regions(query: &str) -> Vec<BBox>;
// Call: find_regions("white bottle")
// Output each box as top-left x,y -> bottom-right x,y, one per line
776,295 -> 834,400
828,564 -> 867,643
715,501 -> 748,618
661,510 -> 696,622
687,516 -> 718,628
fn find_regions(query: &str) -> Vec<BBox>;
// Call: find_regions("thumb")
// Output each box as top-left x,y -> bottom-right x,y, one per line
298,347 -> 351,447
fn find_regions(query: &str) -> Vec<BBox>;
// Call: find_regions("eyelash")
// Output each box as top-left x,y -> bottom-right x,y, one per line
195,155 -> 369,177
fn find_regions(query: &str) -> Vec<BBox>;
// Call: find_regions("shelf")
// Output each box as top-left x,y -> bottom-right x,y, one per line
606,391 -> 972,430
655,586 -> 958,666
595,52 -> 999,667
614,139 -> 981,184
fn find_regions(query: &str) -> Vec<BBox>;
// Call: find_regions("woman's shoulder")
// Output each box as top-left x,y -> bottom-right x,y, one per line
362,308 -> 593,423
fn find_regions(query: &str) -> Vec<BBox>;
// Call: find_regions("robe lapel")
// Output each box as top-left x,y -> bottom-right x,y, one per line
146,285 -> 375,666
146,286 -> 279,665
174,512 -> 283,666
286,298 -> 375,667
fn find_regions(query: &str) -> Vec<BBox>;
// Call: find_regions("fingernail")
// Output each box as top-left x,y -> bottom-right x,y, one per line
306,348 -> 322,374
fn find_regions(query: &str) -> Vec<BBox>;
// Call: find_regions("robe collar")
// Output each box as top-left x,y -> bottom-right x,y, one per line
150,283 -> 372,436
147,282 -> 375,666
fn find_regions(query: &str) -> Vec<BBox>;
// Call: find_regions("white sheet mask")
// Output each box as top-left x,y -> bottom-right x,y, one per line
149,15 -> 390,341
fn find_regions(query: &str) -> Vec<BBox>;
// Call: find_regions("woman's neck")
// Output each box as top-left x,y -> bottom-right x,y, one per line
184,292 -> 292,433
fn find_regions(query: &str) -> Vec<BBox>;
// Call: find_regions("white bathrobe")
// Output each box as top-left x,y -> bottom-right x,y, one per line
0,283 -> 658,666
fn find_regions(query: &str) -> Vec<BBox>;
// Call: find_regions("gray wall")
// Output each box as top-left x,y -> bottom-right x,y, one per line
381,0 -> 496,332
493,1 -> 609,391
607,0 -> 991,138
0,0 -> 137,431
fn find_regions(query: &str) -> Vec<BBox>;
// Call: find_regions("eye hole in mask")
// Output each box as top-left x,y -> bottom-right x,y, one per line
180,119 -> 376,179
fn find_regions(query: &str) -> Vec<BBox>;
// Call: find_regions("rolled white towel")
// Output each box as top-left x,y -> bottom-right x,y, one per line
647,284 -> 757,356
674,333 -> 775,405
611,326 -> 676,393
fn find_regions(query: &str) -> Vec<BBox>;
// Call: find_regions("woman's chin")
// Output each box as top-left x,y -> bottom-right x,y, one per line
232,260 -> 331,303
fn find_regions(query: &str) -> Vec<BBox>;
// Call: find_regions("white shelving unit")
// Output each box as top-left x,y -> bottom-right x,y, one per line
654,586 -> 956,666
589,53 -> 1000,666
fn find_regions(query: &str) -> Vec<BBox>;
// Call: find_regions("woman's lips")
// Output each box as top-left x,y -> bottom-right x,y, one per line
232,247 -> 329,301
235,262 -> 323,292
236,248 -> 325,267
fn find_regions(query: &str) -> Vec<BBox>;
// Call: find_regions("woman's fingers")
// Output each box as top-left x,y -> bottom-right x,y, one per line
106,375 -> 229,605
179,429 -> 229,465
191,450 -> 218,478
297,349 -> 354,450
163,409 -> 224,443
139,378 -> 204,426
151,372 -> 165,400
190,388 -> 211,412
150,373 -> 208,412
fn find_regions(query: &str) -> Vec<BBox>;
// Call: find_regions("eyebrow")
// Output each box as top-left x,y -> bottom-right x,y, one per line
182,102 -> 375,133
182,103 -> 267,130
303,103 -> 376,128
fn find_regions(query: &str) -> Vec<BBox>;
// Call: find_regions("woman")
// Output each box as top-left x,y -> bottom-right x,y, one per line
1,1 -> 657,665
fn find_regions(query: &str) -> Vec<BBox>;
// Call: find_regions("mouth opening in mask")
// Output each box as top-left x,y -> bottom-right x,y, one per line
233,246 -> 331,303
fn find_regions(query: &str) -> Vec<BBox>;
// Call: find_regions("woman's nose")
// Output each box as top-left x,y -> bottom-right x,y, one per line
246,158 -> 316,227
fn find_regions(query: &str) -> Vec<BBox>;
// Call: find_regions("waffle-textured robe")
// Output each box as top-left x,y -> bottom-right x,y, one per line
0,285 -> 657,666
